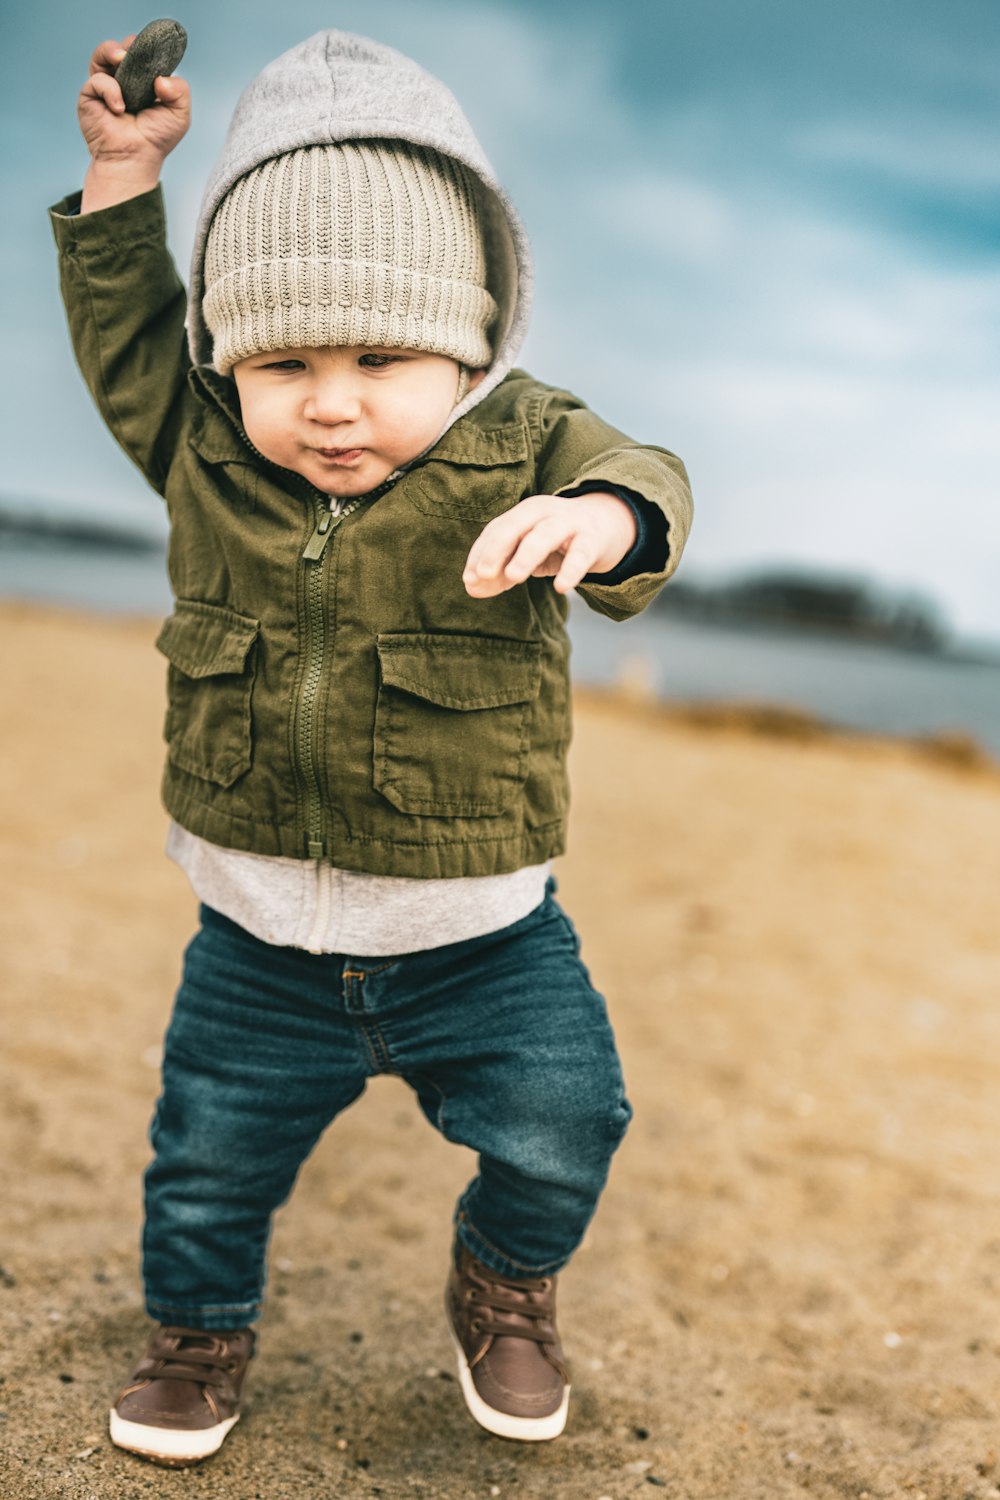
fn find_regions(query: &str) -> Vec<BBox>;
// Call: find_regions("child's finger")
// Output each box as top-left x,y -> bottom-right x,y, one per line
463,528 -> 520,581
89,38 -> 129,76
501,517 -> 579,584
84,71 -> 127,114
463,503 -> 545,580
551,536 -> 598,594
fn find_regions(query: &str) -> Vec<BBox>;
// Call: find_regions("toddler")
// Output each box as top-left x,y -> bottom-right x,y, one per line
52,25 -> 693,1466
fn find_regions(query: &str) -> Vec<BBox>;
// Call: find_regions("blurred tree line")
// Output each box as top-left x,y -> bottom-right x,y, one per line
654,569 -> 948,652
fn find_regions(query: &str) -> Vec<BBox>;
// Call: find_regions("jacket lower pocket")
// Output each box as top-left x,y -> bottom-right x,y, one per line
373,633 -> 542,817
155,600 -> 260,787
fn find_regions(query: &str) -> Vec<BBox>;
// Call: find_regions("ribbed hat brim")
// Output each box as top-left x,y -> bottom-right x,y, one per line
204,258 -> 496,372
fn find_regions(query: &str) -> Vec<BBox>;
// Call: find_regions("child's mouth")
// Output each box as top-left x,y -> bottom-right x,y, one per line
316,447 -> 364,465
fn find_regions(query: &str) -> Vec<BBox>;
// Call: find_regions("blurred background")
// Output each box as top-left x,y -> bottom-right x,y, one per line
3,0 -> 999,750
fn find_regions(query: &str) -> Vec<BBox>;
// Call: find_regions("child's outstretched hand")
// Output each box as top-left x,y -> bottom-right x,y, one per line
78,36 -> 190,213
463,492 -> 637,598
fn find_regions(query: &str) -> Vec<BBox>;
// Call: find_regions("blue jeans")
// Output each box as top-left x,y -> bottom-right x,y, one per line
143,880 -> 631,1328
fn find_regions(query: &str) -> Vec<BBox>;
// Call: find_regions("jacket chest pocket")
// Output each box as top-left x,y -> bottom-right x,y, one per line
374,633 -> 541,817
155,601 -> 260,787
409,424 -> 533,522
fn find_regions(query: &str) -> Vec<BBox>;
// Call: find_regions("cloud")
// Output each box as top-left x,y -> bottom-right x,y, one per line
796,121 -> 1000,194
516,111 -> 1000,639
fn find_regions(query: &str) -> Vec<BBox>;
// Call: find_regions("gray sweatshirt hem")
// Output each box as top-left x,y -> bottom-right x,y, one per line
167,822 -> 552,956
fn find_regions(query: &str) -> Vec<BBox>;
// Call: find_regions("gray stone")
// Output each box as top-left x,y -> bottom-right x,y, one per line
115,18 -> 187,115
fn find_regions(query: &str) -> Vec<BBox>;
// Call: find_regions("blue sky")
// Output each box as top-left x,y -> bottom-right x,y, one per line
4,0 -> 999,638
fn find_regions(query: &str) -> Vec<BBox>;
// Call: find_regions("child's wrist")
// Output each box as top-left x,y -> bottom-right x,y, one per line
81,158 -> 162,214
584,491 -> 638,568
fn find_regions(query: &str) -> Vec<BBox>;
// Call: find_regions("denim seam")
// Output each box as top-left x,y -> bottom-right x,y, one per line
554,910 -> 582,954
343,963 -> 399,1072
353,1020 -> 387,1075
408,1071 -> 449,1135
366,1020 -> 394,1073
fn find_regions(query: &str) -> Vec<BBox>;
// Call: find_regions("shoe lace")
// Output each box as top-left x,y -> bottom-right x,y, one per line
466,1268 -> 557,1345
146,1328 -> 242,1388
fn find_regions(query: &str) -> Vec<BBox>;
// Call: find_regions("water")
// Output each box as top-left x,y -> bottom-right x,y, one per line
0,531 -> 174,616
2,532 -> 999,758
568,602 -> 1000,756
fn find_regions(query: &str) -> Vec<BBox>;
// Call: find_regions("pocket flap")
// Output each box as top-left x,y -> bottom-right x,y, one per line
425,423 -> 530,469
156,600 -> 259,678
188,414 -> 258,468
376,633 -> 541,711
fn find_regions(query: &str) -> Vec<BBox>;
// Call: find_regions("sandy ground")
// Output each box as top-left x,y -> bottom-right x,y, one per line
3,599 -> 1000,1500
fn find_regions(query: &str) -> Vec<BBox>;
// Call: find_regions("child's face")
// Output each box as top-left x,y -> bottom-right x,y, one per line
231,346 -> 481,497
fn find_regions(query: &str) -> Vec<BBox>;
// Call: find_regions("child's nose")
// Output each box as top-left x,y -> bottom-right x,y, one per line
306,375 -> 363,425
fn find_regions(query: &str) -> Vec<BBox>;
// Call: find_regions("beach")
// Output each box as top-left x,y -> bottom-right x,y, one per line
3,598 -> 1000,1500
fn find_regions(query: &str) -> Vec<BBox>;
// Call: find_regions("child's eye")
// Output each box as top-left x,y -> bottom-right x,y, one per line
263,359 -> 305,372
358,352 -> 400,369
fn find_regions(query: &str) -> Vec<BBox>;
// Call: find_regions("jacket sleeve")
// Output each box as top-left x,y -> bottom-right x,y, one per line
530,385 -> 694,621
49,186 -> 194,499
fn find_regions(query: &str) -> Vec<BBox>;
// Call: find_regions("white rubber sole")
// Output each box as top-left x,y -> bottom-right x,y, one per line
447,1324 -> 570,1442
109,1408 -> 239,1465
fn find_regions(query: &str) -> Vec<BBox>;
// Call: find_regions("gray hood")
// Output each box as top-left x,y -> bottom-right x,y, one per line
188,30 -> 533,429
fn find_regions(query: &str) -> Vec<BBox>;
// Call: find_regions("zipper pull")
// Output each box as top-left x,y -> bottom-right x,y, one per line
302,508 -> 339,561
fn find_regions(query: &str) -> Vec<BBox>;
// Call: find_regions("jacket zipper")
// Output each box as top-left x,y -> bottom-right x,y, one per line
216,401 -> 387,858
292,468 -> 406,859
297,495 -> 366,858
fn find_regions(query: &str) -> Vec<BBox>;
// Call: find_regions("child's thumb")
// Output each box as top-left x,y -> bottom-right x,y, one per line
154,75 -> 189,106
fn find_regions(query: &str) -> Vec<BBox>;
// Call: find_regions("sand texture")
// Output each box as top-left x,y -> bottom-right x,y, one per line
2,600 -> 1000,1500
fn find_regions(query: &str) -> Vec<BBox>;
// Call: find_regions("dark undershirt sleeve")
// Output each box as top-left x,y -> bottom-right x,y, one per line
557,480 -> 670,585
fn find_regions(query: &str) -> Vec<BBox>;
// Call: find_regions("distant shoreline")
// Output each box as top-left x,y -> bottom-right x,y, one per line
0,509 -> 165,554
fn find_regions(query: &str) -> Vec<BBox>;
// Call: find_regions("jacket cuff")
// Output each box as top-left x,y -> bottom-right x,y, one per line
557,480 -> 670,585
49,184 -> 166,255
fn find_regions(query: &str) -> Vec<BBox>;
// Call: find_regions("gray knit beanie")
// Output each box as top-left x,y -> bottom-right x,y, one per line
203,141 -> 498,375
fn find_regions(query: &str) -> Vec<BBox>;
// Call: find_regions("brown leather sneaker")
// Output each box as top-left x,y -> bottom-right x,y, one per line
446,1245 -> 570,1441
109,1325 -> 255,1466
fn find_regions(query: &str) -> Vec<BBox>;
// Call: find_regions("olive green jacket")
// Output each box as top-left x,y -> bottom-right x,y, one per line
51,187 -> 693,877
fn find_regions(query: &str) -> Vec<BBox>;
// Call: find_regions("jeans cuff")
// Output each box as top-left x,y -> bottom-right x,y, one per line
454,1207 -> 571,1280
145,1298 -> 261,1330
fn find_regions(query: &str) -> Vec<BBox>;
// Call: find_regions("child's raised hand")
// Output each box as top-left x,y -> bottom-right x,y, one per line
463,492 -> 637,598
78,36 -> 190,210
